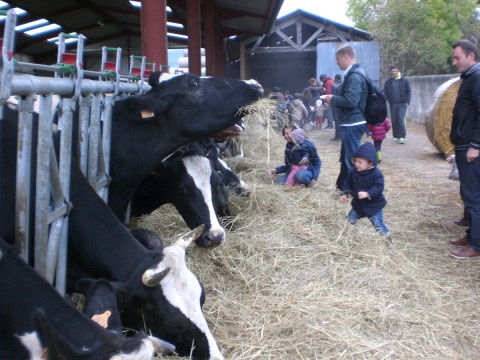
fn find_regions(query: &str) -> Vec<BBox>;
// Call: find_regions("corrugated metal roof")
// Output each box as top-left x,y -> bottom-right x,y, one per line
0,0 -> 283,63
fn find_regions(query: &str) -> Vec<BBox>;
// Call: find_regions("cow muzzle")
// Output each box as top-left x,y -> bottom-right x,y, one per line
195,229 -> 225,248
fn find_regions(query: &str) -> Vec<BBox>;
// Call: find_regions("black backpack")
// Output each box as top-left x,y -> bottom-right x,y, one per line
346,70 -> 387,125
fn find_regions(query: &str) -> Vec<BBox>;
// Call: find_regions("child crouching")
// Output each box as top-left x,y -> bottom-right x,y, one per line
339,142 -> 392,242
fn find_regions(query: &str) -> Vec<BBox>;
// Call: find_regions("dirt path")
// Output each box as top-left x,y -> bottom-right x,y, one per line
306,121 -> 462,225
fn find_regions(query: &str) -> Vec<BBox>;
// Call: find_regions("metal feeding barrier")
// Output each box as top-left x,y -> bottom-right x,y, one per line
0,9 -> 155,294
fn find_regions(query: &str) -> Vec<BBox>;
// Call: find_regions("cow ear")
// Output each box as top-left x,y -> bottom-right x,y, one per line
120,94 -> 172,122
33,308 -> 83,359
80,279 -> 126,333
148,71 -> 173,87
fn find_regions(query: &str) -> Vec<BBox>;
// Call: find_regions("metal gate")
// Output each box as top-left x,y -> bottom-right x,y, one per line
0,9 -> 153,294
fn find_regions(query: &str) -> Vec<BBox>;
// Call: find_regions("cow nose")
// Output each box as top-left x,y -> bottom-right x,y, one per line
195,230 -> 225,248
244,79 -> 264,95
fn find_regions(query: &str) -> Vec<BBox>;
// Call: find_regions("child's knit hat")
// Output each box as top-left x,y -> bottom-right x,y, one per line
291,128 -> 306,145
352,142 -> 377,165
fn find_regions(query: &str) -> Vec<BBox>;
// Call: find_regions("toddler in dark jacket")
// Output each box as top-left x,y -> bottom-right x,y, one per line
340,142 -> 392,242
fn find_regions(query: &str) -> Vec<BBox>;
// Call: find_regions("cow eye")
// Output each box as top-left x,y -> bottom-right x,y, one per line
190,79 -> 199,88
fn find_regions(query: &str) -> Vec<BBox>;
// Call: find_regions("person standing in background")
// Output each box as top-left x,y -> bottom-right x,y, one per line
320,74 -> 334,130
447,39 -> 480,259
383,66 -> 411,144
304,78 -> 324,126
288,93 -> 309,128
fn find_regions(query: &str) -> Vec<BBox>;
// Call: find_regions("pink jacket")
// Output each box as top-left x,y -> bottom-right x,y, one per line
367,118 -> 391,141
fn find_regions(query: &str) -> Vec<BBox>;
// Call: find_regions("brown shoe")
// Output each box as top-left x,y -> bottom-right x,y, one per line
449,245 -> 480,259
449,237 -> 469,247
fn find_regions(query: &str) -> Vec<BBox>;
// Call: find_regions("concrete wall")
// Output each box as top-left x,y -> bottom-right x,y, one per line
404,74 -> 459,124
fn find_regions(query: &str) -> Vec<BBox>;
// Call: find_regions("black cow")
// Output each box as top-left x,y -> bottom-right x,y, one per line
107,73 -> 262,235
0,237 -> 165,360
131,145 -> 230,248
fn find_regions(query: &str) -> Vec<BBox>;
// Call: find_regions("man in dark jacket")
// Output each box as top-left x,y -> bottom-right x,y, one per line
322,45 -> 368,190
448,39 -> 480,259
383,66 -> 411,144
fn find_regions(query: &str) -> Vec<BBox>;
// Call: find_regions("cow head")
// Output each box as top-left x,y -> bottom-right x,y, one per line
32,308 -> 166,360
177,155 -> 227,248
119,73 -> 263,139
123,226 -> 224,360
79,278 -> 176,355
131,150 -> 229,248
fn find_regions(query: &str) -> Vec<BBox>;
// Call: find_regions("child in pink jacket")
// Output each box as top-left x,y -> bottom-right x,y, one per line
367,117 -> 391,163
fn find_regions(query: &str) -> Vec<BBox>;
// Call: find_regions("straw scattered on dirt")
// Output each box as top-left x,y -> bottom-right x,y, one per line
133,115 -> 480,360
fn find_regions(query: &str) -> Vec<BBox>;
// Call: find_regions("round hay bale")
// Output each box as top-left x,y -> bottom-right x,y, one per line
425,77 -> 460,156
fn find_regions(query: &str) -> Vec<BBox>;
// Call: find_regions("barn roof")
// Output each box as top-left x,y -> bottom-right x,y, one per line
0,0 -> 284,63
241,9 -> 373,55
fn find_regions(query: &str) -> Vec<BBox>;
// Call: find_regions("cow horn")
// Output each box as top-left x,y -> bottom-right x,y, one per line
142,267 -> 170,287
175,225 -> 205,250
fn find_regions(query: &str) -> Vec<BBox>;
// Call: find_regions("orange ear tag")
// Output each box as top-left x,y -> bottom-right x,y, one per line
41,348 -> 49,359
141,110 -> 155,118
91,310 -> 112,328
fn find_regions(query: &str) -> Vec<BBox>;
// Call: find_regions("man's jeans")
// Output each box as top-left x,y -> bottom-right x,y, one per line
336,124 -> 366,189
347,208 -> 390,236
455,148 -> 480,250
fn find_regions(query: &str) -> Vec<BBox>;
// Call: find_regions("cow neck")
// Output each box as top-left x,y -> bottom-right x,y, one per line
69,164 -> 159,281
108,118 -> 197,219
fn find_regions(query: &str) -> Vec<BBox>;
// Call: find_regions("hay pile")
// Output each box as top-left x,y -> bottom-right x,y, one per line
425,77 -> 461,156
133,116 -> 480,359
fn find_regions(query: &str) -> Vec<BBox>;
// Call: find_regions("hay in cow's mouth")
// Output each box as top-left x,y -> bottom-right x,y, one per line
133,116 -> 477,360
236,98 -> 278,125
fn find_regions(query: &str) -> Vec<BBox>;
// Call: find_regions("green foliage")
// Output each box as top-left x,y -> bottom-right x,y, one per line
346,0 -> 479,76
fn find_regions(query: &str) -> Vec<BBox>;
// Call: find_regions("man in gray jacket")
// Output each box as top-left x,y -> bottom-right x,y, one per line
322,45 -> 368,189
383,66 -> 411,144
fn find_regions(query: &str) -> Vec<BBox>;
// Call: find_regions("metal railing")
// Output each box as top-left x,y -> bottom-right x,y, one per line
0,9 -> 153,294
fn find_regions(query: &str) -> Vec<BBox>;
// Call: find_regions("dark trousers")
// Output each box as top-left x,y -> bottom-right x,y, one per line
336,123 -> 366,189
455,148 -> 480,250
324,106 -> 334,128
389,103 -> 407,138
373,140 -> 383,152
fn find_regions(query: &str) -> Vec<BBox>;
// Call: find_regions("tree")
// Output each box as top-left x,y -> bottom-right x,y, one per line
346,0 -> 479,76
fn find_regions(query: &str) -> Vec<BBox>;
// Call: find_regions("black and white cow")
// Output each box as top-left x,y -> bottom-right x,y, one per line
131,144 -> 230,248
107,73 -> 262,234
0,236 -> 167,360
0,73 -> 262,359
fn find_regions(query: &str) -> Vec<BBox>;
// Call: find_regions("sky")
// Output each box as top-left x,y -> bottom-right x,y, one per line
277,0 -> 354,26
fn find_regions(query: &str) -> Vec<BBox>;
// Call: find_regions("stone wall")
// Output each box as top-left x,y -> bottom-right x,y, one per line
403,74 -> 459,124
